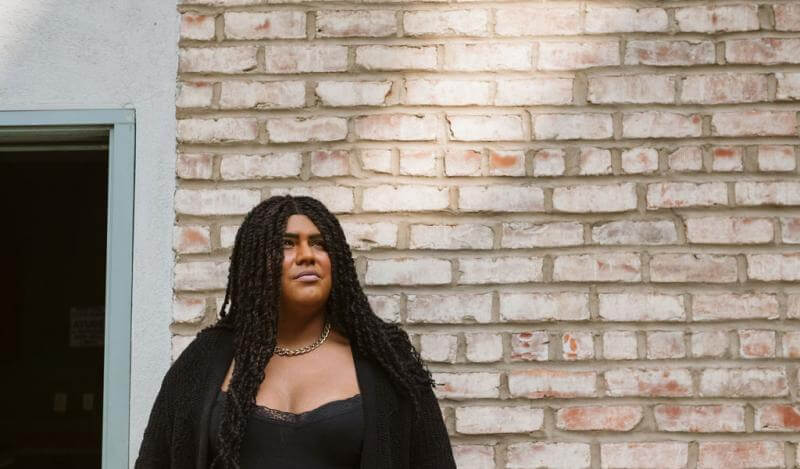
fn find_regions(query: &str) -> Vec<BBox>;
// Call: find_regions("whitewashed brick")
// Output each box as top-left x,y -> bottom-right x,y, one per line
340,222 -> 397,250
448,114 -> 525,141
589,75 -> 674,104
444,43 -> 532,71
362,185 -> 449,212
675,5 -> 759,32
181,14 -> 215,40
692,331 -> 729,358
539,41 -> 620,70
601,443 -> 688,469
177,118 -> 258,143
408,293 -> 493,324
459,185 -> 544,212
488,149 -> 525,176
736,181 -> 800,206
177,81 -> 214,108
465,333 -> 503,362
354,114 -> 439,141
267,117 -> 347,143
693,293 -> 779,321
623,111 -> 702,138
310,150 -> 349,177
562,331 -> 594,360
315,81 -> 391,107
174,261 -> 229,291
410,224 -> 493,250
456,406 -> 543,434
593,220 -> 678,245
758,145 -> 796,171
599,293 -> 685,322
647,182 -> 728,209
175,189 -> 260,215
495,78 -> 573,105
220,81 -> 305,109
554,253 -> 641,282
603,331 -> 638,360
668,147 -> 703,172
360,149 -> 392,174
500,292 -> 590,322
585,7 -> 668,33
399,149 -> 438,176
179,46 -> 258,73
578,147 -> 612,175
173,296 -> 206,324
533,148 -> 566,176
365,258 -> 451,286
220,153 -> 302,180
356,45 -> 437,71
316,10 -> 397,38
502,221 -> 583,248
459,257 -> 543,284
495,6 -> 581,36
553,183 -> 638,213
173,225 -> 211,254
647,331 -> 686,359
403,10 -> 488,36
420,334 -> 458,363
223,11 -> 306,39
533,113 -> 613,140
405,79 -> 492,106
686,216 -> 773,244
507,443 -> 590,469
176,153 -> 213,180
367,294 -> 401,323
511,331 -> 550,361
270,186 -> 354,213
509,369 -> 597,398
605,368 -> 693,397
264,45 -> 348,73
621,147 -> 659,173
432,372 -> 500,399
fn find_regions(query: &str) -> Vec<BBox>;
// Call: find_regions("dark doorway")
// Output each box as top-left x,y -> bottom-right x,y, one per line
0,148 -> 108,469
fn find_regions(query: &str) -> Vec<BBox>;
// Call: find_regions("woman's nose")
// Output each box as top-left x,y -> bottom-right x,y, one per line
295,240 -> 314,261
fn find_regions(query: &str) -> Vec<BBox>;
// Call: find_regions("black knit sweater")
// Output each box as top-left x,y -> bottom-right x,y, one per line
134,326 -> 456,469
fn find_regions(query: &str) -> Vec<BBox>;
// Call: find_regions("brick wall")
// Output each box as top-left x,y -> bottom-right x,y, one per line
173,1 -> 800,467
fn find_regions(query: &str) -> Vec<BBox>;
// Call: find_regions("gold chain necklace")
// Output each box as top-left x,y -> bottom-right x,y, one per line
274,321 -> 331,357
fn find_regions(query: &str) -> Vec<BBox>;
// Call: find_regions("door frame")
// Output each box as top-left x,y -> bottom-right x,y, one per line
0,109 -> 135,468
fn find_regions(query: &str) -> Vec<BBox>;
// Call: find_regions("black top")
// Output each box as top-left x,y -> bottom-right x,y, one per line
209,389 -> 364,469
134,325 -> 456,469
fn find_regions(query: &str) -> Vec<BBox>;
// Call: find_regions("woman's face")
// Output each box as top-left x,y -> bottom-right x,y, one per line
279,214 -> 333,315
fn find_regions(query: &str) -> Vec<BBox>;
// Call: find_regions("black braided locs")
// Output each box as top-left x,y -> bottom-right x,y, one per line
208,195 -> 433,469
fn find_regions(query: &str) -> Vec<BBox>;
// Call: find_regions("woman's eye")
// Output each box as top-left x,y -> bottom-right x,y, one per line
282,238 -> 294,247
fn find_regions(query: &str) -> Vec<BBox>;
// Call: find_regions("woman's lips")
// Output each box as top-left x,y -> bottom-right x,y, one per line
295,274 -> 320,282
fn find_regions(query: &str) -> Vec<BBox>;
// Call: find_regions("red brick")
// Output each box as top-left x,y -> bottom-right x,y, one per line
557,406 -> 642,431
698,441 -> 784,469
755,404 -> 800,431
655,405 -> 745,432
488,149 -> 525,176
605,368 -> 693,397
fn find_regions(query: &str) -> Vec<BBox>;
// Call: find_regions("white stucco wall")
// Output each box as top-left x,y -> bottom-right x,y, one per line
0,1 -> 178,466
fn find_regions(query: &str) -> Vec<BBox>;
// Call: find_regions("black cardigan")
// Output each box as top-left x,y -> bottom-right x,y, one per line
134,326 -> 456,469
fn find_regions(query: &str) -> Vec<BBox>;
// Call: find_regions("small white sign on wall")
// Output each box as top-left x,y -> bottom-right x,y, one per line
69,306 -> 104,348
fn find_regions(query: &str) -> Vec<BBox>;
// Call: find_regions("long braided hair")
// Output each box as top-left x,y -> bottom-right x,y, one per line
209,195 -> 433,468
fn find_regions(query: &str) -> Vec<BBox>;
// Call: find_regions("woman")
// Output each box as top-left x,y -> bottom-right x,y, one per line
135,195 -> 456,468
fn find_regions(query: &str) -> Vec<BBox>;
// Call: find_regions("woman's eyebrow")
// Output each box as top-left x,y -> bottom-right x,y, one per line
283,233 -> 323,239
